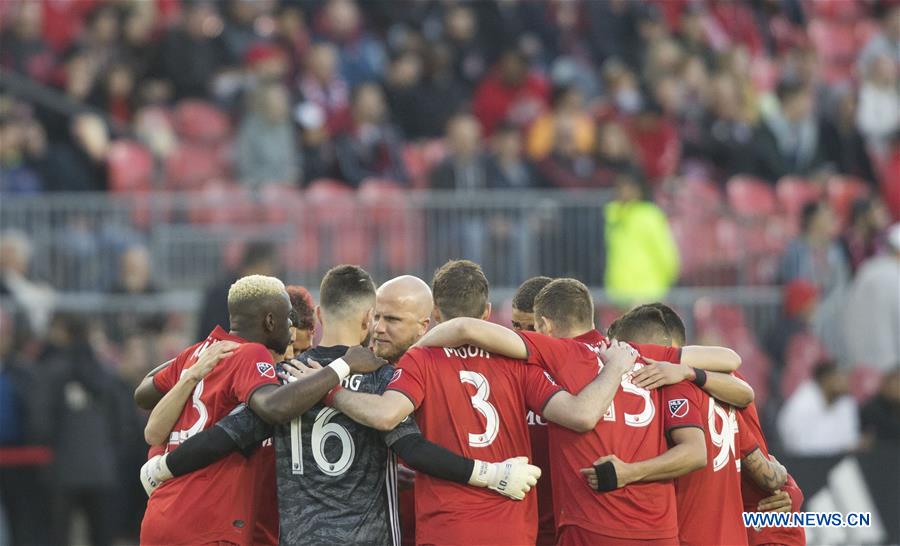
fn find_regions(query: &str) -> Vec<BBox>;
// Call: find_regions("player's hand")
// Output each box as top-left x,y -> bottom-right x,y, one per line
184,341 -> 239,382
581,454 -> 632,490
599,340 -> 638,375
278,359 -> 324,383
344,345 -> 388,374
631,358 -> 686,390
397,464 -> 416,491
757,489 -> 792,512
469,457 -> 541,501
140,454 -> 173,497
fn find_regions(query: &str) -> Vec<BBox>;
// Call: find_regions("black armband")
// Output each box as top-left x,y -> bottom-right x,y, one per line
390,433 -> 474,484
593,461 -> 619,493
691,368 -> 707,388
165,426 -> 241,477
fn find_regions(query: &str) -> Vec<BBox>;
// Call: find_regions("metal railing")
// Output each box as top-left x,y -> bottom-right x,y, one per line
0,189 -> 773,291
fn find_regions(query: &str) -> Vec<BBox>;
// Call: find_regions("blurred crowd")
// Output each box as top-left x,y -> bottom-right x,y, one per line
1,1 -> 900,543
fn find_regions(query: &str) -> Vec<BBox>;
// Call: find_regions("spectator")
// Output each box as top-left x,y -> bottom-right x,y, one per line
120,7 -> 158,82
158,1 -> 227,99
595,120 -> 642,184
626,101 -> 681,183
675,5 -> 716,68
754,81 -> 827,181
487,123 -> 545,189
317,0 -> 387,87
601,59 -> 645,115
295,102 -> 336,184
0,1 -> 55,83
407,41 -> 468,139
334,82 -> 408,187
0,230 -> 55,336
75,6 -> 120,74
778,201 -> 850,297
860,370 -> 900,449
472,48 -> 549,135
429,113 -> 490,191
819,88 -> 879,186
195,242 -> 279,341
236,83 -> 299,187
0,119 -> 43,194
298,43 -> 350,136
274,5 -> 311,82
681,73 -> 756,180
526,85 -> 596,160
443,4 -> 492,90
384,51 -> 427,140
220,0 -> 267,64
44,113 -> 110,192
839,198 -> 891,274
604,171 -> 680,303
537,116 -> 601,189
856,54 -> 900,157
108,245 -> 165,343
842,224 -> 900,372
586,0 -> 647,69
286,285 -> 316,356
777,361 -> 861,456
89,63 -> 137,126
857,4 -> 900,72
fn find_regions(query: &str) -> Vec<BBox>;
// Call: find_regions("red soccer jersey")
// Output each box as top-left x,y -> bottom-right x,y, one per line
663,381 -> 758,546
388,344 -> 563,546
518,329 -> 678,543
140,327 -> 279,546
735,374 -> 806,546
526,410 -> 556,546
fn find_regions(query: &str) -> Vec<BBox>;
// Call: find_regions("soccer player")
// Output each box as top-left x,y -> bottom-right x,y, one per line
510,275 -> 555,546
416,278 -> 746,545
329,261 -> 639,546
614,303 -> 806,546
599,305 -> 789,546
141,269 -> 540,546
286,284 -> 316,356
135,274 -> 386,545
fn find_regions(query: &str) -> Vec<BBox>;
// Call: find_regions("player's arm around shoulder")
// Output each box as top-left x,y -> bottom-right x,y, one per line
542,340 -> 637,432
331,351 -> 420,431
415,317 -> 529,360
680,345 -> 742,372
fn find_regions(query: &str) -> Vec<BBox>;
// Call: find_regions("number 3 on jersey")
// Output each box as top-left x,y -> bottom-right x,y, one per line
460,371 -> 500,448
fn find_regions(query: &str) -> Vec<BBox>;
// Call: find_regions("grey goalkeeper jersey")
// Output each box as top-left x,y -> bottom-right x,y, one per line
216,345 -> 417,546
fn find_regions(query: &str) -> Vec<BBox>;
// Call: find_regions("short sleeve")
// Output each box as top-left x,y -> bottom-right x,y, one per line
661,382 -> 704,437
381,414 -> 420,447
517,331 -> 575,378
387,349 -> 427,409
522,365 -> 565,415
153,351 -> 190,394
735,410 -> 760,458
215,404 -> 274,456
633,343 -> 682,364
229,343 -> 280,403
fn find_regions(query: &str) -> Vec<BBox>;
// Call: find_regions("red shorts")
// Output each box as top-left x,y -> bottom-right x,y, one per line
558,526 -> 678,546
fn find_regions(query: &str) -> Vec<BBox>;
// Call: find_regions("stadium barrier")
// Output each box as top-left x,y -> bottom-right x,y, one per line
1,189 -> 776,291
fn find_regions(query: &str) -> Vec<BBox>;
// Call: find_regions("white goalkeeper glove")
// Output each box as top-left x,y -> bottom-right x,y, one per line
468,456 -> 541,500
140,454 -> 173,497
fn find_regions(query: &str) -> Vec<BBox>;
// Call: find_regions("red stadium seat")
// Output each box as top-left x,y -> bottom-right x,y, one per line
826,175 -> 870,226
781,332 -> 828,399
808,19 -> 859,82
882,149 -> 900,221
174,100 -> 232,144
673,177 -> 724,219
305,179 -> 369,266
627,118 -> 681,183
805,0 -> 867,21
359,178 -> 422,273
165,144 -> 227,190
108,140 -> 155,192
187,180 -> 254,225
776,176 -> 823,221
670,215 -> 740,285
258,184 -> 303,224
726,175 -> 777,219
402,144 -> 429,190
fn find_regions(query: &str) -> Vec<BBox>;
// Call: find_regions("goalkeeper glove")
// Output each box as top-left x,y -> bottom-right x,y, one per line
140,454 -> 173,497
468,456 -> 541,500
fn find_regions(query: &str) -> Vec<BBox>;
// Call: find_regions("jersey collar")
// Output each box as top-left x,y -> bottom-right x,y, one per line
574,329 -> 606,344
210,325 -> 250,344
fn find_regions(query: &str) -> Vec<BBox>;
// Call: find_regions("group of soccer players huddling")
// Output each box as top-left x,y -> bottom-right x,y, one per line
134,259 -> 805,546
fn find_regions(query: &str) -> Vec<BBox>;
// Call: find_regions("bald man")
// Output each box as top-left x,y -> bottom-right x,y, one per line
141,274 -> 540,546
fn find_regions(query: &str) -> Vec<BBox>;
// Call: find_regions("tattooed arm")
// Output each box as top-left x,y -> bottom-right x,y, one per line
742,449 -> 787,493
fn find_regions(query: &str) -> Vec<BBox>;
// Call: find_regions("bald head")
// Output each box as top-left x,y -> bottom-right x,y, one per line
372,276 -> 433,363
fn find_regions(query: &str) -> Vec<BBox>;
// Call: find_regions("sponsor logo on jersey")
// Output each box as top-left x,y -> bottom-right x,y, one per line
257,362 -> 276,378
668,398 -> 689,418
